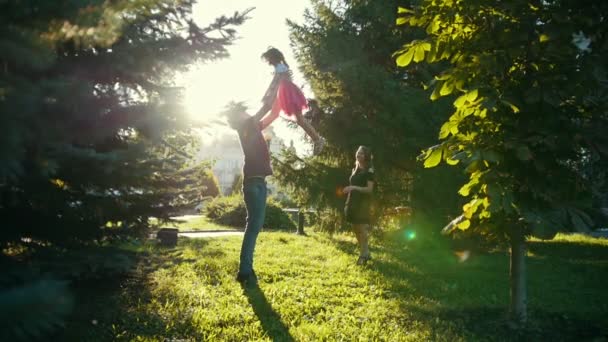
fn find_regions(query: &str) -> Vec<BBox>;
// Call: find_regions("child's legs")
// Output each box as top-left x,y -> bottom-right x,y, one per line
293,110 -> 321,142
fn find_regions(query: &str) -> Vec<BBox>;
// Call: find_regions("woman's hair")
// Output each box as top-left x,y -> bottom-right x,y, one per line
261,47 -> 289,68
354,145 -> 374,172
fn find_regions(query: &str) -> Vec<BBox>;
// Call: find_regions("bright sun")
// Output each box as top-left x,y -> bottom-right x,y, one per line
183,66 -> 235,123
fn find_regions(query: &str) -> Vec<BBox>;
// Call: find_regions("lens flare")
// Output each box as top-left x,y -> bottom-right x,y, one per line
336,187 -> 345,197
454,250 -> 471,263
404,229 -> 416,241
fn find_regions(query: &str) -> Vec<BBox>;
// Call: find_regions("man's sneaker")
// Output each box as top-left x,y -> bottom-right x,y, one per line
236,271 -> 258,287
313,137 -> 326,155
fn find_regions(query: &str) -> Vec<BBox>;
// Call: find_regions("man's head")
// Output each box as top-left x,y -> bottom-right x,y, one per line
223,102 -> 251,129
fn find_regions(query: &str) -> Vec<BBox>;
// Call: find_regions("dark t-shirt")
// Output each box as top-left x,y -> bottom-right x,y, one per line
236,117 -> 273,178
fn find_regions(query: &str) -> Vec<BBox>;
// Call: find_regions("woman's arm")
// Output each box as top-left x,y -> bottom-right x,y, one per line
344,181 -> 374,194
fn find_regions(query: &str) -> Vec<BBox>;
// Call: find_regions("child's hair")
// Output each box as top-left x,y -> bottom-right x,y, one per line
261,47 -> 289,68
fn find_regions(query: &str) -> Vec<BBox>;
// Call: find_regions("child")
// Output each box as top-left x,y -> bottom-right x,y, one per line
255,47 -> 326,155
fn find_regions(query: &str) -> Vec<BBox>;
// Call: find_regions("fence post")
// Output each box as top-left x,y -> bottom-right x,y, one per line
296,210 -> 306,235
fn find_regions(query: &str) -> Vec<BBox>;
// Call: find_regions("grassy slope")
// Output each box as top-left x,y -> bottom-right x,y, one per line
61,231 -> 608,341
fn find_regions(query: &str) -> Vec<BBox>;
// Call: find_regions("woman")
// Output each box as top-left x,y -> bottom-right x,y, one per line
343,146 -> 375,265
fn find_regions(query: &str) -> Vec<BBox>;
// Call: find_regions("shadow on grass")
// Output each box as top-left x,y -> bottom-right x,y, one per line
405,305 -> 607,342
57,238 -> 212,341
329,225 -> 608,341
528,239 -> 608,260
242,284 -> 295,342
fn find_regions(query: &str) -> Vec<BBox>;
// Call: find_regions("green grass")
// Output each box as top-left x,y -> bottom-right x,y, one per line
150,215 -> 238,232
60,231 -> 608,341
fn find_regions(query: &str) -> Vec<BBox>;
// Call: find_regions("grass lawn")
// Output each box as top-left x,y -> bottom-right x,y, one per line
60,230 -> 608,341
150,215 -> 239,232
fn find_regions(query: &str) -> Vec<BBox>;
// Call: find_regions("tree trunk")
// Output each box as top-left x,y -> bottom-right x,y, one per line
509,227 -> 527,325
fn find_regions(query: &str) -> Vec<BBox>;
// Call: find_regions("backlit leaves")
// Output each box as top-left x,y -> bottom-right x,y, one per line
395,41 -> 432,66
395,0 -> 607,241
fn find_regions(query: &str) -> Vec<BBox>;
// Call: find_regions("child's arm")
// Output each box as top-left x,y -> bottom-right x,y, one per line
254,71 -> 283,126
253,102 -> 272,121
259,107 -> 280,130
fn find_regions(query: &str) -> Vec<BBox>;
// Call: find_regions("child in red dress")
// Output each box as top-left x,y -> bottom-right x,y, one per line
255,47 -> 326,155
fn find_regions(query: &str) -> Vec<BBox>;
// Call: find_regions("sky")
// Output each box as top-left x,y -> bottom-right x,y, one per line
182,0 -> 313,154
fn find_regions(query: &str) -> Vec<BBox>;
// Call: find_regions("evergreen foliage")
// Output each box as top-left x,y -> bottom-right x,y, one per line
272,0 -> 465,232
200,169 -> 221,199
0,0 -> 251,245
0,0 -> 250,338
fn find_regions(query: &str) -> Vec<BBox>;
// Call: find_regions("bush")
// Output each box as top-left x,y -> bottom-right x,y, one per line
204,195 -> 296,231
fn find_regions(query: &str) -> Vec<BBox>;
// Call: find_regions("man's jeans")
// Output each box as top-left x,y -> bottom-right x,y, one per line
238,177 -> 267,276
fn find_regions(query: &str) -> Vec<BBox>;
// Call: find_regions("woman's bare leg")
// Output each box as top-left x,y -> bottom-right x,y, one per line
353,224 -> 362,251
359,224 -> 370,258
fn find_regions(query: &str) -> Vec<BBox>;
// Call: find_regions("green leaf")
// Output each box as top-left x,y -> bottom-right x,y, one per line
439,81 -> 454,96
396,17 -> 408,25
396,48 -> 415,66
501,99 -> 520,113
466,89 -> 479,102
427,19 -> 440,34
398,7 -> 415,14
439,121 -> 455,138
457,219 -> 471,230
413,46 -> 426,62
423,146 -> 443,168
454,93 -> 467,108
463,198 -> 482,218
426,47 -> 437,63
430,84 -> 442,100
458,179 -> 478,196
446,156 -> 460,165
435,73 -> 452,81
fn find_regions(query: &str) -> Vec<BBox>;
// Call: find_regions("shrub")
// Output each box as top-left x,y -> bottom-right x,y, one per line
204,195 -> 296,231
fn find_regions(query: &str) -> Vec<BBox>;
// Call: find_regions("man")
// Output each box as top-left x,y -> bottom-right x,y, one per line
224,103 -> 273,287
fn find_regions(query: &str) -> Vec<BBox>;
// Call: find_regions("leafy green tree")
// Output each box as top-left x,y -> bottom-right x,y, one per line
199,168 -> 221,199
395,0 -> 608,324
0,0 -> 251,246
230,172 -> 243,195
274,0 -> 464,231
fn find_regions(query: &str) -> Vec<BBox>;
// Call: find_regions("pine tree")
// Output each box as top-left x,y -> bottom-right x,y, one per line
0,1 -> 251,339
0,0 -> 251,245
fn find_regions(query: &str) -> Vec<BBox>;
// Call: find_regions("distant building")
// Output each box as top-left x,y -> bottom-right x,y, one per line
196,126 -> 285,195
